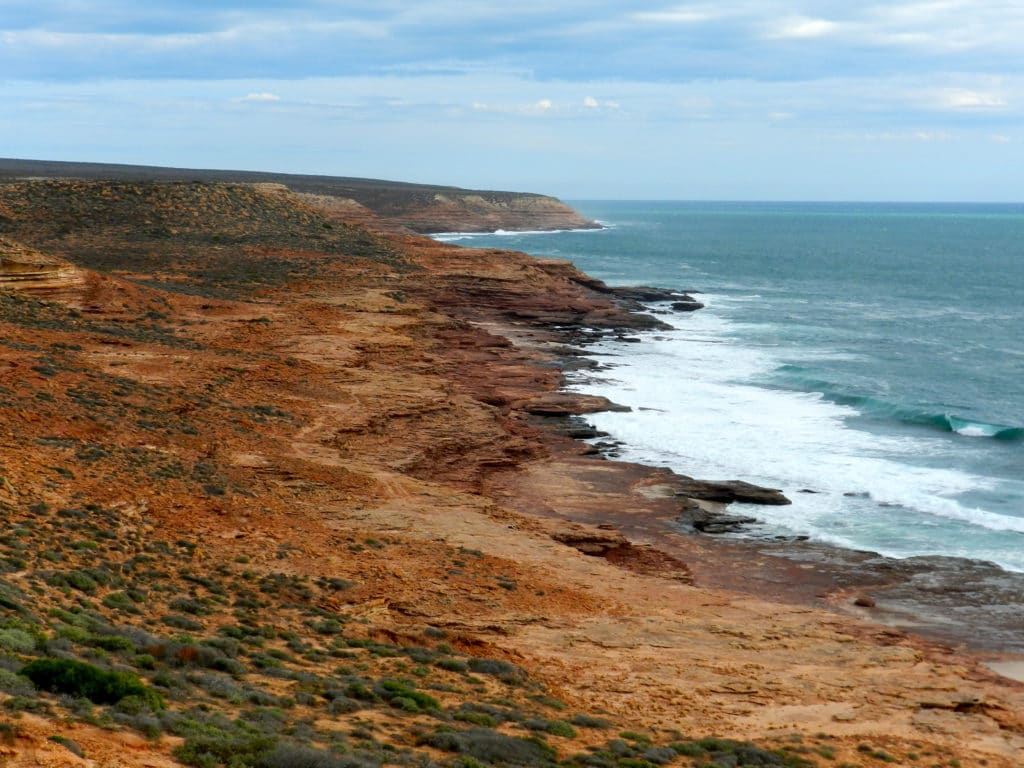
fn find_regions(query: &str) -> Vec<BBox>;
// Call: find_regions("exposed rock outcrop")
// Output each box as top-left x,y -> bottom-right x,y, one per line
0,238 -> 83,297
674,477 -> 791,506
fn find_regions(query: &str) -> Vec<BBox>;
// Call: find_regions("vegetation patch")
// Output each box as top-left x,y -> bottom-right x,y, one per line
20,658 -> 164,709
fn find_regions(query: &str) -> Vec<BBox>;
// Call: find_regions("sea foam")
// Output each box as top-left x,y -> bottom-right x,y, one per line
569,297 -> 1024,571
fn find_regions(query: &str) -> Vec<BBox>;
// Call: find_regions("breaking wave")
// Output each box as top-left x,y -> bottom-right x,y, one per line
773,365 -> 1023,442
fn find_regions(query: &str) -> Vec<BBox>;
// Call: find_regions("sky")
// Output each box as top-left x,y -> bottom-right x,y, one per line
1,1 -> 1022,200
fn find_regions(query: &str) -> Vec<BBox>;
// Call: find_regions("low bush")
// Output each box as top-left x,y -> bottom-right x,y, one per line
255,743 -> 377,768
48,734 -> 85,758
376,679 -> 439,711
466,658 -> 524,682
20,658 -> 164,709
0,668 -> 36,696
162,614 -> 204,631
571,714 -> 610,729
174,730 -> 277,768
0,628 -> 37,654
423,728 -> 556,766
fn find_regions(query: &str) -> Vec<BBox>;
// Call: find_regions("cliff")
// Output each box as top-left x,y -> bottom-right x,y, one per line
0,178 -> 1020,768
0,158 -> 598,234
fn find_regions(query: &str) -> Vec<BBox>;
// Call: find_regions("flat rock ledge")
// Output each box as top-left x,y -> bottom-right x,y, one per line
674,479 -> 791,534
675,478 -> 791,506
515,392 -> 631,417
549,525 -> 693,583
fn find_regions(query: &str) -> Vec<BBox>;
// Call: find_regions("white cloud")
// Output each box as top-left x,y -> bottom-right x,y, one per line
631,6 -> 719,24
934,88 -> 1006,110
468,96 -> 558,115
990,134 -> 1011,143
582,96 -> 620,109
240,92 -> 281,102
769,17 -> 841,40
832,130 -> 954,142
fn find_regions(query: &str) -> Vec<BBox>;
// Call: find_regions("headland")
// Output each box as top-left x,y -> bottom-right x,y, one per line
0,163 -> 1021,768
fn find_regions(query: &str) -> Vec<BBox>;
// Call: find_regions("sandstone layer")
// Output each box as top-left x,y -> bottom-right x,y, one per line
0,178 -> 1020,768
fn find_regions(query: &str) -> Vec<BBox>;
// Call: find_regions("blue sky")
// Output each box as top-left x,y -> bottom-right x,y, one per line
1,1 -> 1021,200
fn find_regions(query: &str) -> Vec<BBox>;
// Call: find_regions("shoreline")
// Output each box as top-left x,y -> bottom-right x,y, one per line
427,220 -> 1023,661
532,299 -> 1024,662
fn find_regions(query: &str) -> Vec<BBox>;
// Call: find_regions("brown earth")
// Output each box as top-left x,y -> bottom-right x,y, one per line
0,179 -> 1020,768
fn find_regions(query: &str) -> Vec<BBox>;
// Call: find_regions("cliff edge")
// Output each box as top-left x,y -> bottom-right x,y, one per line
0,158 -> 598,234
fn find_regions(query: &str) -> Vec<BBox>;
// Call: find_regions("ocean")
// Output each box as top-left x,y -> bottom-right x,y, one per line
436,201 -> 1024,574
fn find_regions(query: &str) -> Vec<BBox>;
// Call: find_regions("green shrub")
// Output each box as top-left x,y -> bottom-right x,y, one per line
572,714 -> 610,729
48,734 -> 85,758
546,720 -> 576,738
0,628 -> 37,654
467,658 -> 524,682
424,728 -> 556,766
19,658 -> 164,709
174,731 -> 277,768
436,658 -> 469,673
162,614 -> 204,631
102,591 -> 135,610
377,679 -> 439,711
254,743 -> 366,768
88,635 -> 136,653
65,571 -> 99,593
0,668 -> 35,696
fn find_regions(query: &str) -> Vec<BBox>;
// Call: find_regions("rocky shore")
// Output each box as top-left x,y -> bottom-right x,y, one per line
0,175 -> 1022,767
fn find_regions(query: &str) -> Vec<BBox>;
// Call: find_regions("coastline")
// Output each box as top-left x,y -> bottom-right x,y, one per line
2,178 -> 1023,766
539,300 -> 1024,660
426,218 -> 1024,662
397,225 -> 1024,663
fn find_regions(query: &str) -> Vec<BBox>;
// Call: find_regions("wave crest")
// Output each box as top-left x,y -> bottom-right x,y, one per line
773,366 -> 1022,442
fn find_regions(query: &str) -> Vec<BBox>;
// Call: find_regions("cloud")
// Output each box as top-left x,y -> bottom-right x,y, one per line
582,96 -> 619,109
534,99 -> 553,111
990,134 -> 1011,143
630,6 -> 719,24
768,17 -> 842,40
832,130 -> 954,142
933,88 -> 1007,110
240,92 -> 281,102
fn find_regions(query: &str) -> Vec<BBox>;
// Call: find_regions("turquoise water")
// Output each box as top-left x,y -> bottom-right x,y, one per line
437,202 -> 1024,572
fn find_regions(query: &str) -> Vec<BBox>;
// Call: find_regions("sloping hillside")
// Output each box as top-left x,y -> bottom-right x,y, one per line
0,159 -> 598,234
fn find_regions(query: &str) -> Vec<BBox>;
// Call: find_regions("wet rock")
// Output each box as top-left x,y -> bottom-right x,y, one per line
518,393 -> 630,416
670,299 -> 705,312
853,595 -> 877,608
607,285 -> 701,303
564,420 -> 608,440
678,507 -> 760,534
674,478 -> 791,505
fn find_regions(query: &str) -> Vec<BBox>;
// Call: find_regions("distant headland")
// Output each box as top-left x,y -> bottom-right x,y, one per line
0,157 -> 600,234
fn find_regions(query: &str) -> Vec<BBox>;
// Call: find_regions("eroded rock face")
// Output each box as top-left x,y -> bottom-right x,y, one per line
393,192 -> 600,233
0,238 -> 83,297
